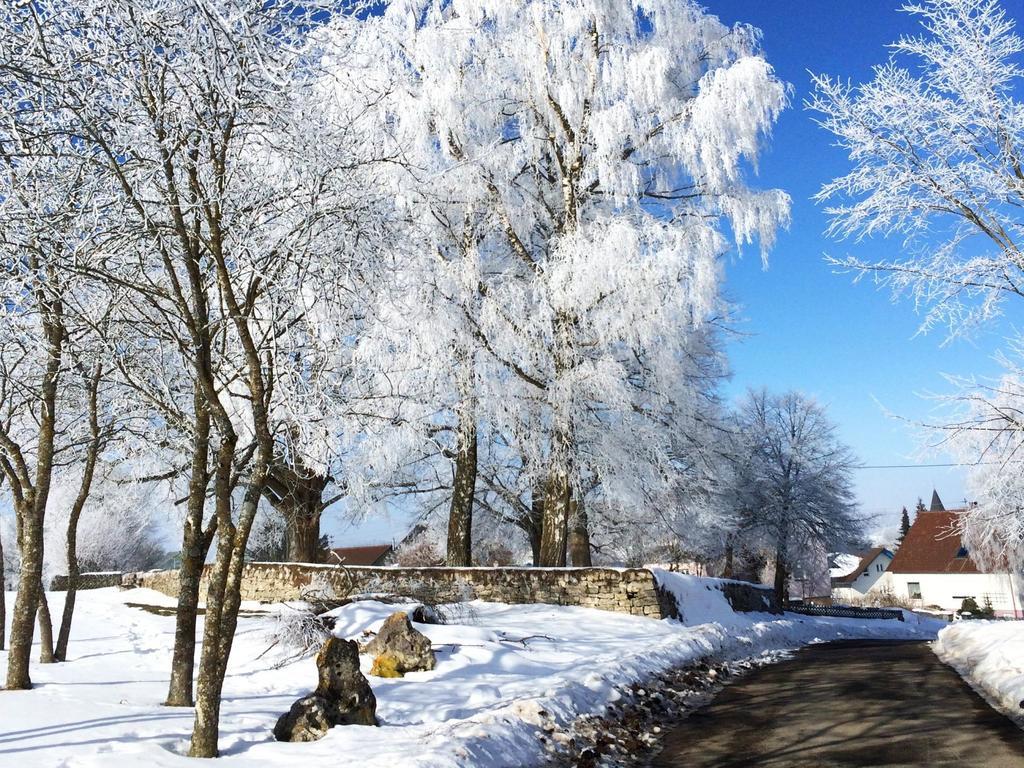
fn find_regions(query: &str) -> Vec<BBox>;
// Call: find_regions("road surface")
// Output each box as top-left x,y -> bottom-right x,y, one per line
650,639 -> 1024,768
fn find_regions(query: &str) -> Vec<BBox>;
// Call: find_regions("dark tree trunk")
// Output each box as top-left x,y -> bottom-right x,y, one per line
166,399 -> 215,708
55,364 -> 103,662
567,496 -> 592,567
286,510 -> 322,564
266,465 -> 328,565
722,541 -> 734,579
524,490 -> 544,566
773,555 -> 788,606
445,414 -> 477,567
37,585 -> 55,663
54,559 -> 78,662
773,530 -> 790,606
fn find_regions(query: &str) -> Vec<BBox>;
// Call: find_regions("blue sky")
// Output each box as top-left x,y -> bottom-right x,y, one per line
335,0 -> 1024,547
710,0 -> 1024,532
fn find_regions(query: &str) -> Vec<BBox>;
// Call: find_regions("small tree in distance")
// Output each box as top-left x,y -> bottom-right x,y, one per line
896,507 -> 912,549
733,390 -> 862,605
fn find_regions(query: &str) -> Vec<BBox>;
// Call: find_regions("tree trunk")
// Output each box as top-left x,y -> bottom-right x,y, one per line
165,521 -> 215,707
266,462 -> 329,565
445,417 -> 477,568
37,585 -> 55,664
539,310 -> 576,568
55,362 -> 103,662
567,496 -> 592,567
523,490 -> 543,566
190,445 -> 265,758
0,521 -> 5,651
773,530 -> 789,606
286,510 -> 322,564
722,540 -> 734,579
54,556 -> 79,662
166,398 -> 214,708
539,469 -> 571,567
6,503 -> 42,689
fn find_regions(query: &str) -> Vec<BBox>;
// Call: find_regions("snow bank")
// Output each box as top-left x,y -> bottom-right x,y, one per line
0,582 -> 943,767
650,569 -> 741,624
933,620 -> 1024,721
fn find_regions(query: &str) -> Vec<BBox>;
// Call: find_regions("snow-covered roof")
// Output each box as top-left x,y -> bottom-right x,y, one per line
831,547 -> 893,584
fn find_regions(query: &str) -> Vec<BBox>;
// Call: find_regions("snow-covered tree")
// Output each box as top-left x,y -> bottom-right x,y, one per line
732,390 -> 861,603
811,0 -> 1024,573
811,0 -> 1024,337
0,50 -> 121,682
362,0 -> 790,566
0,0 -> 389,754
939,357 -> 1024,570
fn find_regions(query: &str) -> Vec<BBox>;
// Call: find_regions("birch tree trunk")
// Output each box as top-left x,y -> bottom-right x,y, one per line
445,358 -> 477,567
539,458 -> 571,567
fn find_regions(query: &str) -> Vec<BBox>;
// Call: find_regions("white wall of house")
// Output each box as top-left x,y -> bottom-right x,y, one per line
877,571 -> 1024,617
847,553 -> 891,594
831,551 -> 892,600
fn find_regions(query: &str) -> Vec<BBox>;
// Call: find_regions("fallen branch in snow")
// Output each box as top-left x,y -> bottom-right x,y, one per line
499,633 -> 556,647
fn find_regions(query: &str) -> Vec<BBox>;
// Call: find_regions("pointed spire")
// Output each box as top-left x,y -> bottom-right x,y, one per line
930,490 -> 945,512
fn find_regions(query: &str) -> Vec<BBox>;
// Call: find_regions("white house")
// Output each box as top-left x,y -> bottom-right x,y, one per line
876,493 -> 1024,618
831,546 -> 894,601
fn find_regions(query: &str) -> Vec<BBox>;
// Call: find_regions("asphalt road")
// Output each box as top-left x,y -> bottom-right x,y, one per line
650,639 -> 1024,768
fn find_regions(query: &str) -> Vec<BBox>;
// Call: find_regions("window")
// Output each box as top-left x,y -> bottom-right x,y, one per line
908,582 -> 922,600
876,563 -> 883,572
956,546 -> 969,558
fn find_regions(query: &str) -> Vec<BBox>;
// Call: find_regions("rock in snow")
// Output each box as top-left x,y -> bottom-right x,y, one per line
273,637 -> 377,741
364,611 -> 436,677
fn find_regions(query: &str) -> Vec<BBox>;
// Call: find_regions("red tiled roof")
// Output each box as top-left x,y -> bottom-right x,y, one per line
833,546 -> 891,584
327,544 -> 393,566
887,509 -> 982,574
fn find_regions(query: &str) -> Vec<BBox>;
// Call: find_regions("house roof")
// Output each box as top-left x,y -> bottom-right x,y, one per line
327,544 -> 392,566
832,546 -> 892,584
887,509 -> 982,574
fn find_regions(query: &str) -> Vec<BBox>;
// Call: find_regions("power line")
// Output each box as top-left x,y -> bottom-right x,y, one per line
854,462 -> 963,469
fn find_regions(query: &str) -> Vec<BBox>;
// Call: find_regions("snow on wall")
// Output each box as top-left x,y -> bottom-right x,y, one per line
122,563 -> 778,619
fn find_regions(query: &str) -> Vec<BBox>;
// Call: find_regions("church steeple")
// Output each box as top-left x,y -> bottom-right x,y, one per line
929,490 -> 945,512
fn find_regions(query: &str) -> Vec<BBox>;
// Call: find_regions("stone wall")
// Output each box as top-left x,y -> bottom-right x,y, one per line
125,563 -> 778,620
50,572 -> 124,591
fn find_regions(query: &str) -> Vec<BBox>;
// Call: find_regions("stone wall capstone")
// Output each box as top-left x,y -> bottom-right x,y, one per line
124,563 -> 778,619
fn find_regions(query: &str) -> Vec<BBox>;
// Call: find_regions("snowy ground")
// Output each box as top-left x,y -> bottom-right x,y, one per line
933,619 -> 1024,725
0,576 -> 943,768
